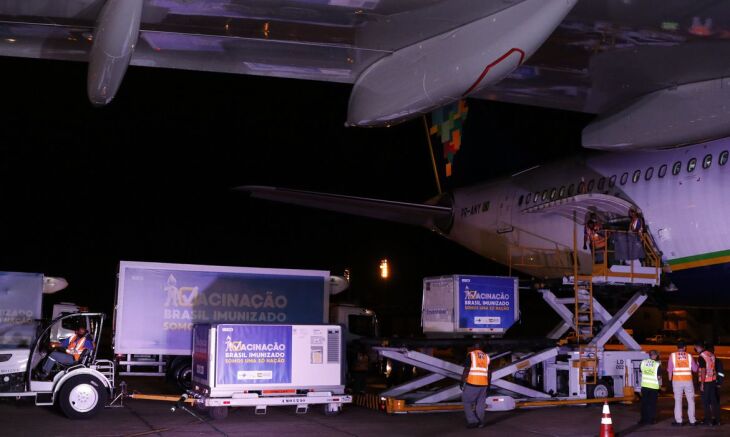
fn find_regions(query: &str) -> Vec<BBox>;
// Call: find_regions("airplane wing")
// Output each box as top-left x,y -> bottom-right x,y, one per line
4,1 -> 730,148
238,185 -> 453,231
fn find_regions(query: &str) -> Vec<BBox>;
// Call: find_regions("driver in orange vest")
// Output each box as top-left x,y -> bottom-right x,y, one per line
461,342 -> 490,428
38,325 -> 94,379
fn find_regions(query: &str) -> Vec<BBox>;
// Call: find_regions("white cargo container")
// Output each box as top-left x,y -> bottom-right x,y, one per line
422,275 -> 519,334
190,323 -> 351,419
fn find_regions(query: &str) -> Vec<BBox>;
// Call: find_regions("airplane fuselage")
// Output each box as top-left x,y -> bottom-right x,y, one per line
447,137 -> 730,304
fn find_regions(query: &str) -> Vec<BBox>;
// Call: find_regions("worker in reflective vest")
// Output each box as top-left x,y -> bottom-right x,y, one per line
39,325 -> 94,379
639,350 -> 662,426
591,221 -> 607,264
694,342 -> 720,426
461,342 -> 490,429
668,341 -> 697,426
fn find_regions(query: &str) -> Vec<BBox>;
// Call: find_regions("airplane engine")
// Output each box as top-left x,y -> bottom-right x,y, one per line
346,0 -> 576,127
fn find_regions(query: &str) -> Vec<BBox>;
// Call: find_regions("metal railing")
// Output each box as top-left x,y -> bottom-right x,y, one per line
587,229 -> 661,284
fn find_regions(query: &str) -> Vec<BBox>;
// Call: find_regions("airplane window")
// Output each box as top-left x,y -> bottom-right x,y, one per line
578,181 -> 585,193
645,167 -> 654,180
632,170 -> 641,183
550,188 -> 557,200
658,164 -> 667,178
672,161 -> 681,175
703,154 -> 712,169
597,177 -> 605,190
525,193 -> 531,204
534,192 -> 540,203
620,172 -> 628,185
587,180 -> 595,192
567,184 -> 575,196
559,186 -> 566,197
541,190 -> 548,201
608,175 -> 616,187
687,158 -> 697,173
518,195 -> 524,206
720,151 -> 729,166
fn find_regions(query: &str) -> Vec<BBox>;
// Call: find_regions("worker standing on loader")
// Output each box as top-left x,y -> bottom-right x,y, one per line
461,342 -> 490,429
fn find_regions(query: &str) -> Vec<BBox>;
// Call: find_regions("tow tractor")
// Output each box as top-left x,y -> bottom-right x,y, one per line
0,312 -> 115,419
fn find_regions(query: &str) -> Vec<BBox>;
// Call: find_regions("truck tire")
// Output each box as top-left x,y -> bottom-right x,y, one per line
58,375 -> 108,419
209,406 -> 229,420
323,404 -> 341,416
587,378 -> 614,399
169,358 -> 192,391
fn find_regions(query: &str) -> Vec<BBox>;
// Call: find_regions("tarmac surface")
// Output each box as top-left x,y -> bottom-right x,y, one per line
1,378 -> 729,437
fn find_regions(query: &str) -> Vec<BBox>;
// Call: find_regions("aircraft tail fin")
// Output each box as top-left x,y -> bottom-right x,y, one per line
237,186 -> 453,231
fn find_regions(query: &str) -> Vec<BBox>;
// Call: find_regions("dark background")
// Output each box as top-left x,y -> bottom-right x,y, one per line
0,57 -> 592,336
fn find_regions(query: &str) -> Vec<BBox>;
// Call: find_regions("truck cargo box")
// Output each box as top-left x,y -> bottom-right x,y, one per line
115,261 -> 329,355
422,275 -> 519,334
191,324 -> 345,397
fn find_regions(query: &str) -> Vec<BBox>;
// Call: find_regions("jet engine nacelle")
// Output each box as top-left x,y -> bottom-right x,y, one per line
87,0 -> 144,106
346,0 -> 576,127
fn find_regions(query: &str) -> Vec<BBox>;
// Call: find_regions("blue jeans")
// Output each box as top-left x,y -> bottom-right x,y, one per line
42,351 -> 75,374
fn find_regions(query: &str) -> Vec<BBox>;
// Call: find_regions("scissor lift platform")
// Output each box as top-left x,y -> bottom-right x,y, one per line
375,288 -> 649,414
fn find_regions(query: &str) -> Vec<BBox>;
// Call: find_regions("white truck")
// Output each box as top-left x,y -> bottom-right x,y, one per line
189,323 -> 351,419
0,263 -> 375,419
114,261 -> 378,389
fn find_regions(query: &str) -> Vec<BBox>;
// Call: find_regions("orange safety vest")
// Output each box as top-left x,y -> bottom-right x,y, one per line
66,334 -> 88,361
700,350 -> 716,382
591,230 -> 606,249
466,350 -> 490,386
670,351 -> 693,382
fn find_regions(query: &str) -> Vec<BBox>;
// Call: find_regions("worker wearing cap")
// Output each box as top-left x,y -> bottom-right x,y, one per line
461,342 -> 490,429
668,341 -> 697,426
639,350 -> 662,425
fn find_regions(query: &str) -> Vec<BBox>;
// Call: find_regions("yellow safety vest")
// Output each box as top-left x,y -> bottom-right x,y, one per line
466,350 -> 490,386
66,335 -> 88,361
670,351 -> 693,382
640,359 -> 660,389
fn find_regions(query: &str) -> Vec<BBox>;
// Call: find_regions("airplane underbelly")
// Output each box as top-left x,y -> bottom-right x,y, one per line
667,262 -> 730,306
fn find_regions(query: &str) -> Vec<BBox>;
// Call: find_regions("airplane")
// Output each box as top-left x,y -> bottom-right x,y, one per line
3,1 -> 730,149
4,2 -> 730,302
240,133 -> 730,306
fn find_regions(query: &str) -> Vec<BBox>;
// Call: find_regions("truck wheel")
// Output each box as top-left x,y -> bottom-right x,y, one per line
58,375 -> 108,419
209,406 -> 228,420
324,404 -> 341,416
587,378 -> 614,399
170,359 -> 192,391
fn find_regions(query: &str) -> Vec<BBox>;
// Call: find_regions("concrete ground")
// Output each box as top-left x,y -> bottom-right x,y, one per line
1,379 -> 729,436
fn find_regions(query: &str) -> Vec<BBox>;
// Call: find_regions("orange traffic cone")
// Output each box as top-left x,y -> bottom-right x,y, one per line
600,402 -> 615,437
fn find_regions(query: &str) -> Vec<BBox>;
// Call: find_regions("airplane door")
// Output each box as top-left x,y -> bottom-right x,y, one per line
496,192 -> 514,233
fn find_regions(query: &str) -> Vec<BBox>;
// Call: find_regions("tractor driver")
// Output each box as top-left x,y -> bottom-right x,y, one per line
38,324 -> 94,379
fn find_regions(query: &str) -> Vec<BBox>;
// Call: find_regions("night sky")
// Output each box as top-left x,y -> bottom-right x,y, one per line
0,57 -> 592,336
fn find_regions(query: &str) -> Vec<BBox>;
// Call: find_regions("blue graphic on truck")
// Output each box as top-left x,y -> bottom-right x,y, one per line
116,267 -> 326,354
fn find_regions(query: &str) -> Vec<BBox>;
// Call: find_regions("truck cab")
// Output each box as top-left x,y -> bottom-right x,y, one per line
330,304 -> 379,341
